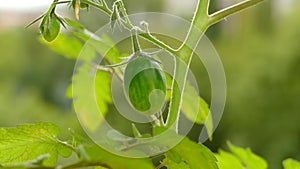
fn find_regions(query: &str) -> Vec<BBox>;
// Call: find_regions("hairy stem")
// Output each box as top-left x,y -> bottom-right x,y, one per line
165,0 -> 210,130
81,0 -> 112,15
80,0 -> 177,53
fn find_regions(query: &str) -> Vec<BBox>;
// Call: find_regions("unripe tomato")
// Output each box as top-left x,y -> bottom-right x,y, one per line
124,57 -> 166,115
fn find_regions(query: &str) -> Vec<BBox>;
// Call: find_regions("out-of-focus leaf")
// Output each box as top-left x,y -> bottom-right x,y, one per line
72,62 -> 112,132
39,33 -> 82,59
0,122 -> 72,167
181,82 -> 213,139
62,19 -> 123,65
283,159 -> 300,169
227,142 -> 268,169
167,137 -> 218,169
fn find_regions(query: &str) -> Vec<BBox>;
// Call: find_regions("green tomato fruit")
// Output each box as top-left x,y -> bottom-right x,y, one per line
124,57 -> 166,115
39,13 -> 60,42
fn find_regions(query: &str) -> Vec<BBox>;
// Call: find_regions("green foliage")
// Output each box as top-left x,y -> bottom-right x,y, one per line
215,142 -> 268,169
215,150 -> 244,169
0,122 -> 72,167
215,143 -> 300,169
181,82 -> 213,138
283,159 -> 300,169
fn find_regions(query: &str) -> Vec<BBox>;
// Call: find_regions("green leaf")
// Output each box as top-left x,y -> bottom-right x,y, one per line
64,18 -> 86,30
215,150 -> 244,169
0,154 -> 50,169
283,159 -> 300,169
82,145 -> 155,169
39,33 -> 82,59
39,13 -> 61,42
0,122 -> 72,167
227,142 -> 268,169
167,137 -> 218,169
181,82 -> 213,139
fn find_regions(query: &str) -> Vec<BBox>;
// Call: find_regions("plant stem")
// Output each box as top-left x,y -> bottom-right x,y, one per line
131,29 -> 141,53
165,0 -> 264,130
208,0 -> 264,26
80,0 -> 177,54
165,0 -> 210,130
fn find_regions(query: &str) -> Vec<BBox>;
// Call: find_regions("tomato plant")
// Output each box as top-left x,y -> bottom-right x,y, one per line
0,0 -> 299,169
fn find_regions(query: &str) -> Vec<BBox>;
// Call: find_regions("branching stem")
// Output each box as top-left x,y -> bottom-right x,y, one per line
165,0 -> 264,130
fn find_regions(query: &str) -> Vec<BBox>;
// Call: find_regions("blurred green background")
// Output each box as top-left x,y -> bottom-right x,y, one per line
0,0 -> 299,169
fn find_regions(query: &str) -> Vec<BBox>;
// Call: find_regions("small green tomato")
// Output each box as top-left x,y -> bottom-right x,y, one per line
124,57 -> 166,115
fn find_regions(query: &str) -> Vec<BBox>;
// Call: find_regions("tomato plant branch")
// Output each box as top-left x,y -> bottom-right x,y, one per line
165,0 -> 264,130
208,0 -> 264,26
31,0 -> 263,134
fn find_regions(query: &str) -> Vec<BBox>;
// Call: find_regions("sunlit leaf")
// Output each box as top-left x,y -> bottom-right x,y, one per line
227,142 -> 268,169
215,150 -> 244,169
0,122 -> 72,167
39,33 -> 82,59
181,82 -> 213,139
167,138 -> 218,169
